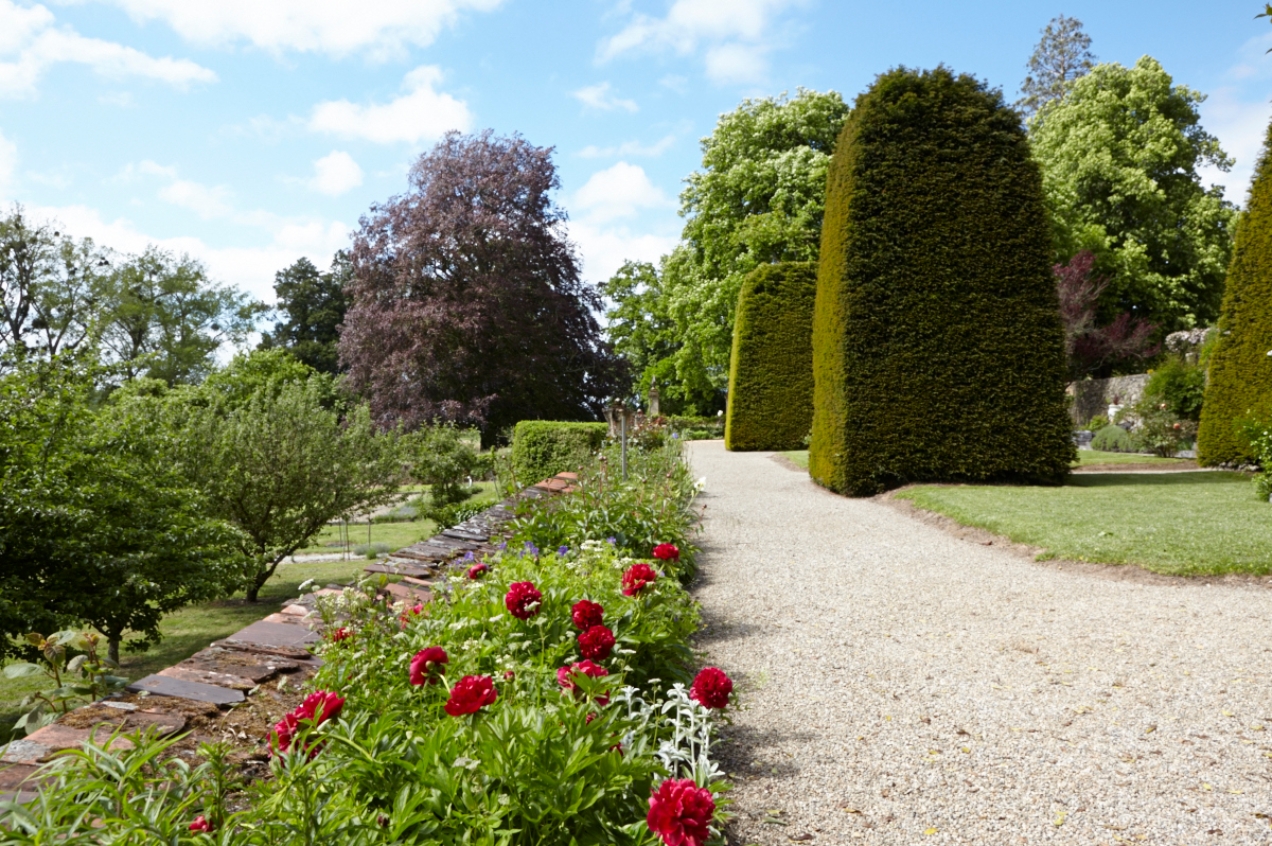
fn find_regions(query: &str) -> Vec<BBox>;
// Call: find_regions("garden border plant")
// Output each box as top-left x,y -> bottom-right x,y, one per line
2,427 -> 731,846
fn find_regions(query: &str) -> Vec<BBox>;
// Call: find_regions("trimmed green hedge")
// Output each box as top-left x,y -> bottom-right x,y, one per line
1199,118 -> 1272,466
511,421 -> 607,484
808,67 -> 1074,496
725,262 -> 816,451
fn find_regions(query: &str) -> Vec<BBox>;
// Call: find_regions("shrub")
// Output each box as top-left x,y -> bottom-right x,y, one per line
1199,118 -> 1272,465
1084,414 -> 1110,432
1144,357 -> 1206,422
510,420 -> 607,484
1130,403 -> 1196,457
411,424 -> 479,508
1091,424 -> 1132,453
665,415 -> 724,439
724,262 -> 816,451
808,67 -> 1074,495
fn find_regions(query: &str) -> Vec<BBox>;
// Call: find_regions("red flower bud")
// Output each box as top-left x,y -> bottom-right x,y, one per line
409,646 -> 448,686
689,666 -> 733,710
652,543 -> 680,561
444,674 -> 497,716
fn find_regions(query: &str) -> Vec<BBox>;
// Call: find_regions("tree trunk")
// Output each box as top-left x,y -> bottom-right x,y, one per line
108,635 -> 120,666
245,580 -> 262,603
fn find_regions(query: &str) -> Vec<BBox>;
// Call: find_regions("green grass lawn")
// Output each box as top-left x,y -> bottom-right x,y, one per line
896,471 -> 1272,577
0,557 -> 375,744
296,515 -> 440,555
780,449 -> 1189,471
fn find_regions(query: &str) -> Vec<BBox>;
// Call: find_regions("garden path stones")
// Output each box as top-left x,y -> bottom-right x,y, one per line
687,440 -> 1272,846
159,666 -> 257,691
126,675 -> 245,706
229,619 -> 321,649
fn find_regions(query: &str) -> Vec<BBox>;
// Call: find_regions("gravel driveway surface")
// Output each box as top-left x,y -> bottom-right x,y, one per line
686,441 -> 1272,845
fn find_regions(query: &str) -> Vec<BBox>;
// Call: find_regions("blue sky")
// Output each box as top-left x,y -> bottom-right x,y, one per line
0,0 -> 1269,304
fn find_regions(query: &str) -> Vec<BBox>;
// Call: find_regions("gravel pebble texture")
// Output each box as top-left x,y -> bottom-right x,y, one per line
687,441 -> 1272,845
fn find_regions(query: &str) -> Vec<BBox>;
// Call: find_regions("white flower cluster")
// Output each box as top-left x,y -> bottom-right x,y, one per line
653,683 -> 725,787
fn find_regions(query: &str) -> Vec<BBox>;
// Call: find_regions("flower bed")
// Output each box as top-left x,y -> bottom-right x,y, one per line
2,436 -> 730,845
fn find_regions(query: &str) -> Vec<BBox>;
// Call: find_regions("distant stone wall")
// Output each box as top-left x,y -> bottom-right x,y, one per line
1068,374 -> 1151,425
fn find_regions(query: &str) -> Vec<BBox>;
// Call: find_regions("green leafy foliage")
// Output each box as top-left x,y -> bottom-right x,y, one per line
3,630 -> 127,737
1029,57 -> 1237,335
1144,357 -> 1206,422
510,420 -> 607,485
1091,424 -> 1132,452
409,424 -> 479,508
0,357 -> 243,662
258,253 -> 350,375
1199,117 -> 1272,466
724,261 -> 816,451
809,67 -> 1074,496
604,90 -> 849,414
1129,402 -> 1196,458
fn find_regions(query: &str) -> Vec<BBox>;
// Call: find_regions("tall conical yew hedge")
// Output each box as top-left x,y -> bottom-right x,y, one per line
725,261 -> 816,451
808,67 -> 1074,496
1198,120 -> 1272,467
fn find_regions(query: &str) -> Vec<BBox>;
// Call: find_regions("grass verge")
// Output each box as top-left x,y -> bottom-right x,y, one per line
0,557 -> 372,744
895,471 -> 1272,577
780,448 -> 1190,472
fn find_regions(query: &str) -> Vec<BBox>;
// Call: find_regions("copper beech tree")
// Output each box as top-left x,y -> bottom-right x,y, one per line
339,131 -> 623,444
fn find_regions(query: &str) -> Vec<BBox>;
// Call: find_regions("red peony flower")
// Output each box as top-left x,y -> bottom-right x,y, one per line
622,563 -> 658,596
444,674 -> 498,716
398,602 -> 425,628
571,598 -> 604,630
189,815 -> 213,833
652,543 -> 680,561
271,690 -> 345,755
557,659 -> 609,705
467,562 -> 488,579
409,646 -> 449,686
647,778 -> 715,846
327,626 -> 352,643
505,581 -> 542,619
503,669 -> 516,681
578,624 -> 616,661
689,667 -> 733,710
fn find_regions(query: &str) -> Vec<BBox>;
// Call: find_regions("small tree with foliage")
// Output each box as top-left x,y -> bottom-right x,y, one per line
1056,251 -> 1158,379
259,253 -> 350,375
161,355 -> 401,601
1016,15 -> 1095,118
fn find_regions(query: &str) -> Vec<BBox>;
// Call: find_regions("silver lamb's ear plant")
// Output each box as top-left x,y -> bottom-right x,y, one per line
654,683 -> 725,787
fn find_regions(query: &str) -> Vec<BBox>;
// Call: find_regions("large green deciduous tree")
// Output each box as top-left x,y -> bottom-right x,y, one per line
1029,56 -> 1238,335
159,352 -> 401,601
259,253 -> 350,375
604,90 -> 849,414
0,357 -> 242,663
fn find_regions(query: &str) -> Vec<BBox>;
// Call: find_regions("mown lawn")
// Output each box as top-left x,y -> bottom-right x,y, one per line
780,449 -> 1190,470
895,471 -> 1272,577
0,557 -> 373,743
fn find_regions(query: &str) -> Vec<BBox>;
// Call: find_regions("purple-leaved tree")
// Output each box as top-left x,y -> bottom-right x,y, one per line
1056,250 -> 1158,380
339,131 -> 623,443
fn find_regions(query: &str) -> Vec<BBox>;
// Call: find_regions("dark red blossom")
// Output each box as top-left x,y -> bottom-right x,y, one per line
578,624 -> 616,661
689,667 -> 733,710
647,778 -> 715,846
445,674 -> 498,716
622,563 -> 658,596
505,580 -> 542,619
652,543 -> 680,561
271,690 -> 345,755
467,562 -> 488,579
327,626 -> 352,643
410,646 -> 449,686
189,816 -> 213,833
571,598 -> 604,629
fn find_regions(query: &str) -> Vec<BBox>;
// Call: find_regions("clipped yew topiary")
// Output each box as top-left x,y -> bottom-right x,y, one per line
511,421 -> 607,484
1198,120 -> 1272,467
725,262 -> 817,451
808,67 -> 1074,496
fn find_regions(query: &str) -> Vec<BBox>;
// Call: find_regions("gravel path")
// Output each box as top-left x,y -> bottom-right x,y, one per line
686,441 -> 1272,845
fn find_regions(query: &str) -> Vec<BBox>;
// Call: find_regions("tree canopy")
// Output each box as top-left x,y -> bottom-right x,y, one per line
1016,14 -> 1095,118
259,253 -> 350,375
340,130 -> 622,442
603,89 -> 850,414
1029,56 -> 1237,335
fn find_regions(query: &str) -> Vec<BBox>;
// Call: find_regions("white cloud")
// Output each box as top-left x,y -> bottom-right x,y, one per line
573,82 -> 638,113
309,66 -> 472,145
569,220 -> 676,286
572,162 -> 672,224
128,160 -> 235,219
597,0 -> 799,84
0,130 -> 15,197
309,151 -> 363,196
579,135 -> 675,159
1198,88 -> 1271,207
0,0 -> 215,98
95,0 -> 504,59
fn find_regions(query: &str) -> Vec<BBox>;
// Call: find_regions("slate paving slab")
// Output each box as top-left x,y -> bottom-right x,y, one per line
215,639 -> 322,666
0,740 -> 47,765
231,619 -> 320,649
0,763 -> 43,792
182,645 -> 299,682
127,674 -> 245,706
366,560 -> 433,578
160,666 -> 256,691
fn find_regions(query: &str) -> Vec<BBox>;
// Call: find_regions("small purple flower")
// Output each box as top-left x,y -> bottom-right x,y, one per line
557,545 -> 569,556
498,542 -> 508,551
672,432 -> 680,439
606,537 -> 616,545
523,541 -> 539,556
463,551 -> 475,561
